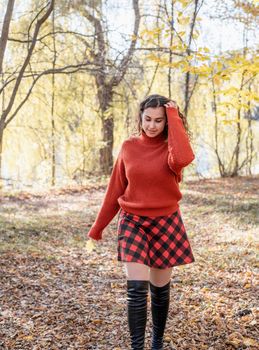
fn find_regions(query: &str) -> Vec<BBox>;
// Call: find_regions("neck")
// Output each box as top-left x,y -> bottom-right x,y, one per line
139,129 -> 166,144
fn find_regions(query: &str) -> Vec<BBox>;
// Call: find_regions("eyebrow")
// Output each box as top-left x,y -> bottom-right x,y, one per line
144,115 -> 165,119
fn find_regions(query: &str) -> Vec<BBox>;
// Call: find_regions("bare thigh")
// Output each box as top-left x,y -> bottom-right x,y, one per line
124,262 -> 150,280
124,262 -> 173,286
150,267 -> 173,287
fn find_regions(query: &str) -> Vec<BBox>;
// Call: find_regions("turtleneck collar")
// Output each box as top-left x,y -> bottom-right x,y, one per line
139,129 -> 167,144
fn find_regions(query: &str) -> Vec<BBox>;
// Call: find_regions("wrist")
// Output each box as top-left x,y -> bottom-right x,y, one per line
166,107 -> 180,118
87,226 -> 102,240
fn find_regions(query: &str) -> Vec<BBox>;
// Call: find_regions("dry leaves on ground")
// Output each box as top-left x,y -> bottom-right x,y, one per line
0,176 -> 258,349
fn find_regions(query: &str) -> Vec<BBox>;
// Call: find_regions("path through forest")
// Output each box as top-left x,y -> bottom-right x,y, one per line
0,176 -> 258,349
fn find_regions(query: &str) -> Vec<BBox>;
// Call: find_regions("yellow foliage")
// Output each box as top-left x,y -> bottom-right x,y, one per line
194,64 -> 211,75
177,16 -> 191,25
146,53 -> 160,63
222,119 -> 240,125
186,54 -> 194,61
178,31 -> 186,37
220,75 -> 231,81
217,111 -> 228,117
195,52 -> 210,61
179,0 -> 191,7
239,103 -> 250,110
216,62 -> 224,70
221,87 -> 240,95
192,31 -> 200,39
218,102 -> 236,109
170,42 -> 187,51
247,63 -> 259,73
169,61 -> 183,68
240,91 -> 259,101
213,75 -> 221,85
169,44 -> 183,51
140,27 -> 162,38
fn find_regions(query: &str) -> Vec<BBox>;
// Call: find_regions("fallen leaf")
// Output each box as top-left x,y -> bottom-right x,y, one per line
85,239 -> 96,253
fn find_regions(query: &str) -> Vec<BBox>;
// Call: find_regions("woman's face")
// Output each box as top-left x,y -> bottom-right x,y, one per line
141,107 -> 167,137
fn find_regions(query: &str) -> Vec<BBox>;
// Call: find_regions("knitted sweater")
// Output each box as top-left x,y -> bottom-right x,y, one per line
87,107 -> 195,240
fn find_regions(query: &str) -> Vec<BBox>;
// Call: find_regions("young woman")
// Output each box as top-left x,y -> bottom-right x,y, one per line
87,94 -> 196,350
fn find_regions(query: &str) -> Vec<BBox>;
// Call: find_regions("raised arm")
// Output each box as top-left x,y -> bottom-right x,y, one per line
166,105 -> 195,182
87,145 -> 128,240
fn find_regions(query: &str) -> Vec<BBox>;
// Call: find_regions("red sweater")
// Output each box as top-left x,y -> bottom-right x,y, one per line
87,107 -> 195,240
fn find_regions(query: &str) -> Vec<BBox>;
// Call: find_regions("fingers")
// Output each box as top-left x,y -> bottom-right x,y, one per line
164,100 -> 178,108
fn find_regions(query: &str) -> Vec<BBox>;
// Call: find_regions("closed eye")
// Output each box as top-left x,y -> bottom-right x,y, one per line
145,118 -> 163,122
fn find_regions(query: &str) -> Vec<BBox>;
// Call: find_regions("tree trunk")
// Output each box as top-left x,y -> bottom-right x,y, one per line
0,0 -> 15,188
51,7 -> 56,186
99,117 -> 114,174
96,81 -> 114,175
183,0 -> 201,116
246,118 -> 253,176
51,94 -> 56,186
68,0 -> 140,177
232,109 -> 241,177
230,70 -> 246,177
212,78 -> 225,177
0,0 -> 15,74
245,84 -> 254,176
167,1 -> 174,99
184,70 -> 190,116
0,125 -> 3,189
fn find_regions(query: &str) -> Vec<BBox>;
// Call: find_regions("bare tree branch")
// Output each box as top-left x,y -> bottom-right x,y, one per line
4,62 -> 100,127
0,62 -> 101,94
0,0 -> 15,74
2,0 -> 55,124
8,30 -> 99,43
109,0 -> 140,87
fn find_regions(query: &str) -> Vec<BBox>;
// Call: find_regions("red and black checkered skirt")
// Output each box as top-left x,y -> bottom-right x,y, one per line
117,207 -> 195,269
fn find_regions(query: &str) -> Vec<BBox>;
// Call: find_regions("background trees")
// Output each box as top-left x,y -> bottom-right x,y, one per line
0,0 -> 258,189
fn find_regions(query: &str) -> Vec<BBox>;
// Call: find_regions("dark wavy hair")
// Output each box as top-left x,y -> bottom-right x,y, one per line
134,94 -> 192,140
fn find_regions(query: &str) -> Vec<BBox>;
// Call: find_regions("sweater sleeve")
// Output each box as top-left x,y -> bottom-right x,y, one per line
87,144 -> 128,241
166,107 -> 195,182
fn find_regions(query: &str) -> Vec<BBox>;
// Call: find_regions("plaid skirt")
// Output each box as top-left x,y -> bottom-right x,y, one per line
117,207 -> 195,269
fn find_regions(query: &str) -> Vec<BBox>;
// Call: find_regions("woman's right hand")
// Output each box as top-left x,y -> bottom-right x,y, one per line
164,100 -> 178,109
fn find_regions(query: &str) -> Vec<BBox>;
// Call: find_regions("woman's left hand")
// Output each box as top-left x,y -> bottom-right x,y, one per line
164,100 -> 178,109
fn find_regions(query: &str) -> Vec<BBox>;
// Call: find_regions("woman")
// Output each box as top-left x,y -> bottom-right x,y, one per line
87,94 -> 196,350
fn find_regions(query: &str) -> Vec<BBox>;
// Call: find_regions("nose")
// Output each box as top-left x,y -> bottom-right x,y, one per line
150,121 -> 156,128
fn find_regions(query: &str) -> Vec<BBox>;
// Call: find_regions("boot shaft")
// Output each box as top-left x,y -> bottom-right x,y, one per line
127,279 -> 149,350
150,281 -> 171,350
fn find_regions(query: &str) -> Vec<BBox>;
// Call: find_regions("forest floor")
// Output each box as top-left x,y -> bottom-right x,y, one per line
0,175 -> 258,350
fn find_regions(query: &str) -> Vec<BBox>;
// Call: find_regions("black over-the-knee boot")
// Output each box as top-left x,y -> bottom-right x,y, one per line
127,280 -> 149,350
150,281 -> 171,350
